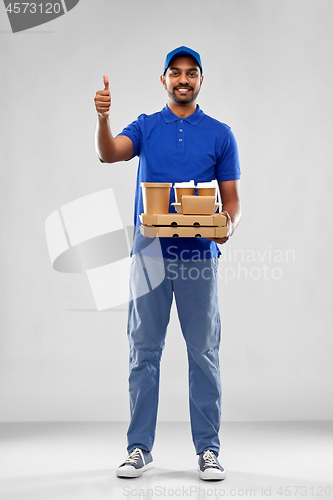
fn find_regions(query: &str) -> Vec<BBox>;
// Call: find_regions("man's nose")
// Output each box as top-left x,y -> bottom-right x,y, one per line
178,72 -> 189,84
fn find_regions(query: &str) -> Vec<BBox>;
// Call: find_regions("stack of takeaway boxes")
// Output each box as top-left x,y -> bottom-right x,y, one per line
140,180 -> 227,239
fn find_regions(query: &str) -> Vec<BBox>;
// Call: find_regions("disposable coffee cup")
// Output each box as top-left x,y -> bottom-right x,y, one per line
173,180 -> 195,203
196,180 -> 217,198
141,182 -> 172,214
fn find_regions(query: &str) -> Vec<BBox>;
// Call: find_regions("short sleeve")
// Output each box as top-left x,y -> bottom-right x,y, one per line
116,118 -> 142,158
215,128 -> 241,182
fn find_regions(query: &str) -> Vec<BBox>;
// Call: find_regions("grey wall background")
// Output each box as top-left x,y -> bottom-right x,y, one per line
1,0 -> 332,422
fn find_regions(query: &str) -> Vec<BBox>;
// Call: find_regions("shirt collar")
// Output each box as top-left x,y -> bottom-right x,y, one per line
161,104 -> 205,125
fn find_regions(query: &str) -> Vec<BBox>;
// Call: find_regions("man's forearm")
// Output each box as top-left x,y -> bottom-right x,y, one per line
222,200 -> 242,237
95,115 -> 116,163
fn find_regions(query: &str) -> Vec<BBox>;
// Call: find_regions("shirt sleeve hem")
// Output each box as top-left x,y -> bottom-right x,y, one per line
216,174 -> 241,182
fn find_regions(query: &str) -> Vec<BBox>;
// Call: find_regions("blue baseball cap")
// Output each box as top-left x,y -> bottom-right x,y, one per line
163,46 -> 203,75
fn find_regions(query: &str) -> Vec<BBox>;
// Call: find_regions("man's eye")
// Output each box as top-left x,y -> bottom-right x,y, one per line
189,73 -> 198,77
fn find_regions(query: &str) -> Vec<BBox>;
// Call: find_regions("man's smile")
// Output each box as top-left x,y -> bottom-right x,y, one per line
174,87 -> 192,94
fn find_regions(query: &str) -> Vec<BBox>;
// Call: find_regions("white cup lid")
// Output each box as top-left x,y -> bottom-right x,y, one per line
196,180 -> 217,189
174,180 -> 195,188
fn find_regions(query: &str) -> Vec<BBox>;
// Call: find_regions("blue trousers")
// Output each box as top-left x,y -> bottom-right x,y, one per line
126,255 -> 222,456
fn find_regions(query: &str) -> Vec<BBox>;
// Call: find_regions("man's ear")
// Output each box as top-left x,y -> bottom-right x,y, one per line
160,74 -> 166,88
200,74 -> 204,86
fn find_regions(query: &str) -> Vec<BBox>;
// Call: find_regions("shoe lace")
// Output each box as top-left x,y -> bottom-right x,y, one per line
202,450 -> 218,469
124,448 -> 141,464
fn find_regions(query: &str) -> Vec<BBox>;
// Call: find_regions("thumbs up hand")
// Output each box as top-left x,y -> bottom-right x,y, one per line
94,74 -> 111,117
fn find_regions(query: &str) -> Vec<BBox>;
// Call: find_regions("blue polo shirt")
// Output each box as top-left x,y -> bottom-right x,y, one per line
118,105 -> 240,259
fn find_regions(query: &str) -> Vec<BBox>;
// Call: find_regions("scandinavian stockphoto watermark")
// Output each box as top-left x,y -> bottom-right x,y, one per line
3,0 -> 80,33
45,188 -> 296,310
45,188 -> 165,311
165,244 -> 296,283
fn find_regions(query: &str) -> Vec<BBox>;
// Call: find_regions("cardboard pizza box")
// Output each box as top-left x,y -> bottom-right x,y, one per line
140,225 -> 228,238
139,213 -> 227,227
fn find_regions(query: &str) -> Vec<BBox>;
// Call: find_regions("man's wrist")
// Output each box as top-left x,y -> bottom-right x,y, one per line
98,114 -> 110,122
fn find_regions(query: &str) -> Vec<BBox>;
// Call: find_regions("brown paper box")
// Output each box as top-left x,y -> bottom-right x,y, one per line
140,225 -> 228,238
139,213 -> 227,227
181,195 -> 216,215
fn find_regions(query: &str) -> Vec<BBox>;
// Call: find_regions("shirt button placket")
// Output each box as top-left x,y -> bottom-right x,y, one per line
177,120 -> 184,151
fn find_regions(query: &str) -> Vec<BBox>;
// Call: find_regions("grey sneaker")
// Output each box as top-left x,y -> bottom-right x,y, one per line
198,450 -> 226,480
116,448 -> 153,478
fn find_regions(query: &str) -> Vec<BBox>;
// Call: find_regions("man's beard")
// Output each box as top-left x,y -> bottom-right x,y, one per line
166,85 -> 201,105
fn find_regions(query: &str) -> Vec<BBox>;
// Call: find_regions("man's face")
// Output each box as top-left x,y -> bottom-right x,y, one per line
161,56 -> 203,105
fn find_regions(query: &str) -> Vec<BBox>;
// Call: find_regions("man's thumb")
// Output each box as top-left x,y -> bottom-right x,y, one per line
103,74 -> 109,90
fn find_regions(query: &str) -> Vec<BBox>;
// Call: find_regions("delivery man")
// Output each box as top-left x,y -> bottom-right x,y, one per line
94,46 -> 241,480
